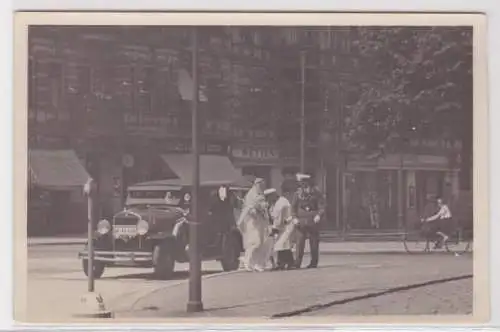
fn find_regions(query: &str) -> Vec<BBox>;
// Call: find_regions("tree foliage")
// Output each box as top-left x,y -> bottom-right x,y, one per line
342,26 -> 473,154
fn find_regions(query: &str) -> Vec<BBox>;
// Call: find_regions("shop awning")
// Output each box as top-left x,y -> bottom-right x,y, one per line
161,154 -> 241,185
29,150 -> 91,190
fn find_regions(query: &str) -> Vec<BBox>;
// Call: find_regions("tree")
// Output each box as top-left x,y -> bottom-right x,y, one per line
343,26 -> 473,155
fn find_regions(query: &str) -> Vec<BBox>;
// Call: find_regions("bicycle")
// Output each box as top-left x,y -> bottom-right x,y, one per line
402,218 -> 472,254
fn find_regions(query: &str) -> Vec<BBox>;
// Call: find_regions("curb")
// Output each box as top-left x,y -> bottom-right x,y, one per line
27,242 -> 470,256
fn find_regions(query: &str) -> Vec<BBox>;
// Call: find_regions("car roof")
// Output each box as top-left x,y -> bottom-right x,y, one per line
128,177 -> 252,191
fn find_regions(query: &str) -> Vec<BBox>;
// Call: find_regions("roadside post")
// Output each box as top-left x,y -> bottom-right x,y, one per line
300,50 -> 306,173
187,26 -> 204,313
84,178 -> 96,292
75,178 -> 112,318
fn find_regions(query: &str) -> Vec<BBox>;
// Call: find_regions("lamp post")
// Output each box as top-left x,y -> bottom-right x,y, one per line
337,85 -> 344,234
83,178 -> 97,292
300,50 -> 306,173
397,152 -> 404,230
187,26 -> 203,313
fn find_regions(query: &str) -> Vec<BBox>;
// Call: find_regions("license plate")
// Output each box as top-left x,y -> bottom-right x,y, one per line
113,225 -> 137,236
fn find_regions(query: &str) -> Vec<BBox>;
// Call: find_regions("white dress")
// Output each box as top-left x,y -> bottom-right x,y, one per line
237,187 -> 271,271
270,196 -> 296,251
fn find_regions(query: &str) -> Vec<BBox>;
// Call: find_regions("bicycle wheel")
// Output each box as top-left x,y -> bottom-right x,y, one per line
444,228 -> 471,254
403,230 -> 431,253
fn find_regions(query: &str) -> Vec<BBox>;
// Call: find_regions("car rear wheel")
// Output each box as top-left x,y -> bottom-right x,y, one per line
220,233 -> 240,272
153,242 -> 175,280
82,259 -> 106,279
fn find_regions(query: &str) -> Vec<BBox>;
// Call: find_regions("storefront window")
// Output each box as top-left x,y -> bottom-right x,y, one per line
346,171 -> 399,230
408,186 -> 416,209
114,65 -> 134,113
136,66 -> 153,113
48,62 -> 63,111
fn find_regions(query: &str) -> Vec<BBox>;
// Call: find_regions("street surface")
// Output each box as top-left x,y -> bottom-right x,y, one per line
302,278 -> 472,316
26,243 -> 226,322
25,242 -> 473,322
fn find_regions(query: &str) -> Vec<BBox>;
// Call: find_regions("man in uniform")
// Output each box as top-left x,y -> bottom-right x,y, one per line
291,173 -> 325,269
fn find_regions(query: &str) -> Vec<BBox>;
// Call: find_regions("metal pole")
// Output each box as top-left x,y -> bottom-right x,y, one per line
300,51 -> 306,173
187,26 -> 203,313
398,153 -> 404,230
337,86 -> 343,234
85,178 -> 96,292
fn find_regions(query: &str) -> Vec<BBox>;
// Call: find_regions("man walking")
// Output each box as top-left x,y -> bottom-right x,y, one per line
292,173 -> 325,269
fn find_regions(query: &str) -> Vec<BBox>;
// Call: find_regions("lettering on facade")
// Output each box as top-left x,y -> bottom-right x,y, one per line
161,139 -> 227,155
409,139 -> 463,151
204,120 -> 274,140
231,146 -> 279,161
123,114 -> 180,137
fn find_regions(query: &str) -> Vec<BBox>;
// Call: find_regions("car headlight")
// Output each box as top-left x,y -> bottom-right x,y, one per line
97,219 -> 111,235
137,219 -> 149,235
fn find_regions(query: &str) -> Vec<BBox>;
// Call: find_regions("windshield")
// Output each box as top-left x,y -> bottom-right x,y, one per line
127,189 -> 188,207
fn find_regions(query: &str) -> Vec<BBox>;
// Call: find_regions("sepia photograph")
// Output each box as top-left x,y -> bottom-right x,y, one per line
13,12 -> 488,324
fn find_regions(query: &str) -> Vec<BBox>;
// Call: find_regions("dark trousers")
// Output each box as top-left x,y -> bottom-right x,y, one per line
277,249 -> 294,269
295,226 -> 320,268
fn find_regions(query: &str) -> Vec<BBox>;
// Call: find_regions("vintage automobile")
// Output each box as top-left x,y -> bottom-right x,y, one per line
78,177 -> 251,279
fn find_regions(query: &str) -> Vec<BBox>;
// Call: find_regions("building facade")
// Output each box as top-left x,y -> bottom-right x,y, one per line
27,26 -> 471,235
27,26 -> 357,235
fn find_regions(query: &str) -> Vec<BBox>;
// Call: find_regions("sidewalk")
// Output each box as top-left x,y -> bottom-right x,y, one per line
27,236 -> 408,253
122,253 -> 472,319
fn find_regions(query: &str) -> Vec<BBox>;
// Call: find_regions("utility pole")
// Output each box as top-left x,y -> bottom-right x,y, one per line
398,140 -> 405,230
187,26 -> 203,313
84,178 -> 96,293
300,51 -> 306,173
337,85 -> 343,234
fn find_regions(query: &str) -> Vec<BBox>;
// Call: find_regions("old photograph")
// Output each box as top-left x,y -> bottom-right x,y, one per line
15,12 -> 488,324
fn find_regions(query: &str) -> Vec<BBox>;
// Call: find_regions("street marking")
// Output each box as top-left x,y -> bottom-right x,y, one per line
356,264 -> 382,269
270,274 -> 473,319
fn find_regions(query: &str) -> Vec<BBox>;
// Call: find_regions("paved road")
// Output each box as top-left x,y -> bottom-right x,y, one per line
125,252 -> 472,319
303,278 -> 472,316
26,244 -> 227,323
25,244 -> 473,322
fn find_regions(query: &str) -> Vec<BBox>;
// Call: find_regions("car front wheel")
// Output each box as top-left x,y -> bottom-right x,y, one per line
82,259 -> 106,279
153,242 -> 175,280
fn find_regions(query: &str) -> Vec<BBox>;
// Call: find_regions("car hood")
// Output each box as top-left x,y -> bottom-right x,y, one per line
127,206 -> 184,221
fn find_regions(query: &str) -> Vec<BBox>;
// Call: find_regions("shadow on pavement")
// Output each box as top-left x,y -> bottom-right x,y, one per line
136,286 -> 384,317
102,269 -> 223,281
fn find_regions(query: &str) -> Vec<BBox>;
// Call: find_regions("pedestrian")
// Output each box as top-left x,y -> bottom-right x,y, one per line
264,188 -> 296,270
236,178 -> 270,272
292,173 -> 325,269
421,197 -> 454,249
208,185 -> 233,246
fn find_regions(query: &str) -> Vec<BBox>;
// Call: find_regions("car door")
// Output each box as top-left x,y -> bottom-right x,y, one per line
197,186 -> 219,254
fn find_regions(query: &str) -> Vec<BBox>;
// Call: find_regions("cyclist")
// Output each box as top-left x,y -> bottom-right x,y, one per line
422,197 -> 453,249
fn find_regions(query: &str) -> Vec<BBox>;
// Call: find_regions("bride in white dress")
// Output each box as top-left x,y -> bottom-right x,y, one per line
237,178 -> 271,272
